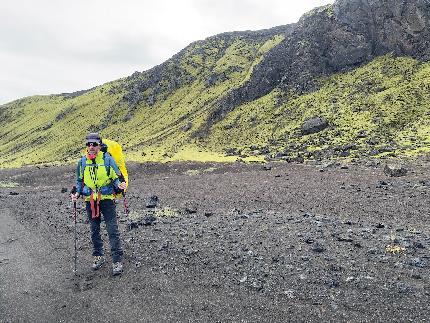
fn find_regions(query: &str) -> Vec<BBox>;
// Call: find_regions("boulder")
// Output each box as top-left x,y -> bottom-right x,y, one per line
301,117 -> 329,135
384,164 -> 407,177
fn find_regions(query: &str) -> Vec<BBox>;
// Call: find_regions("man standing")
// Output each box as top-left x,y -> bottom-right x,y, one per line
71,132 -> 126,276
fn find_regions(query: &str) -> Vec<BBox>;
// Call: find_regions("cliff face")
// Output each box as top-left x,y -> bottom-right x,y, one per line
333,0 -> 430,59
211,0 -> 430,126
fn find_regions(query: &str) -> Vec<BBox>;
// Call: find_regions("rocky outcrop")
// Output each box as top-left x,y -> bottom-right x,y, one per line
208,0 -> 430,128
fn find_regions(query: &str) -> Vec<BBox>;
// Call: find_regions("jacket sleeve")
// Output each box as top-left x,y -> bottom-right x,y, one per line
108,156 -> 120,188
76,159 -> 83,195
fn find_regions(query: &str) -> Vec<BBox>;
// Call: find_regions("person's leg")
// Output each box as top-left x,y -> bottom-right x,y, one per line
100,200 -> 123,263
86,202 -> 104,257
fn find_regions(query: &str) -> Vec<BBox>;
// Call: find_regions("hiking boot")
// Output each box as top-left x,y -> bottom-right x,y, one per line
112,262 -> 123,276
92,256 -> 105,270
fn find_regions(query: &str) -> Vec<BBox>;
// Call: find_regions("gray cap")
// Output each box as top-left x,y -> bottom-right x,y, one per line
85,132 -> 102,144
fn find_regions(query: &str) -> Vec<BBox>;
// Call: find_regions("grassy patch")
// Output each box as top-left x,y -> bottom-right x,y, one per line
0,181 -> 19,188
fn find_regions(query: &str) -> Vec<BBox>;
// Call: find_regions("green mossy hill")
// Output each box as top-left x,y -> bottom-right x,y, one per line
0,30 -> 288,167
2,54 -> 430,167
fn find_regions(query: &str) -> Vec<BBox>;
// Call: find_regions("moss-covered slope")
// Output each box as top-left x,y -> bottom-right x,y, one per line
0,30 -> 289,167
2,54 -> 430,167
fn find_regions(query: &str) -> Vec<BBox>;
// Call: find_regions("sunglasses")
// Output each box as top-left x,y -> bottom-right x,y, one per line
86,142 -> 99,147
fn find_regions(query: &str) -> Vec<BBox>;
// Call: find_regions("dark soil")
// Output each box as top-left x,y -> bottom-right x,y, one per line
1,160 -> 430,322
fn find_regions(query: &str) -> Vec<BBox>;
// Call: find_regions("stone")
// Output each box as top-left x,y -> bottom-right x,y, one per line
141,215 -> 156,226
384,164 -> 407,177
301,117 -> 329,135
146,195 -> 159,208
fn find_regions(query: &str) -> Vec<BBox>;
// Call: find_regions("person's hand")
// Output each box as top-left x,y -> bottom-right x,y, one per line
118,182 -> 127,191
70,193 -> 80,202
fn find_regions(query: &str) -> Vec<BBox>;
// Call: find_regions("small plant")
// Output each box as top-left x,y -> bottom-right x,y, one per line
185,170 -> 201,176
0,181 -> 19,188
385,244 -> 406,255
154,207 -> 179,217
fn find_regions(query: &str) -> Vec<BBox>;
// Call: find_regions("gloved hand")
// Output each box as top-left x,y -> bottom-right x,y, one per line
71,193 -> 80,202
118,182 -> 127,191
70,186 -> 80,202
117,174 -> 127,192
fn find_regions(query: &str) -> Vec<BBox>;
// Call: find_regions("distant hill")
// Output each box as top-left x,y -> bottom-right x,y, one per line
1,0 -> 430,168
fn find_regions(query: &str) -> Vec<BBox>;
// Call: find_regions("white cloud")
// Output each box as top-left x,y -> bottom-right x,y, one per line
0,0 -> 333,104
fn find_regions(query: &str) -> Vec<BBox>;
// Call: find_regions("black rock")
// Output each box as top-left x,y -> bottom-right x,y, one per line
141,215 -> 156,226
312,243 -> 325,253
127,220 -> 139,231
413,241 -> 425,249
61,188 -> 68,193
329,280 -> 340,288
301,117 -> 329,135
9,192 -> 19,196
410,258 -> 426,268
384,164 -> 407,177
263,164 -> 272,170
146,195 -> 159,208
336,234 -> 354,243
305,238 -> 315,244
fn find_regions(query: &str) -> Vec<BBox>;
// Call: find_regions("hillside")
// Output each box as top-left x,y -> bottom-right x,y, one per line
1,0 -> 430,168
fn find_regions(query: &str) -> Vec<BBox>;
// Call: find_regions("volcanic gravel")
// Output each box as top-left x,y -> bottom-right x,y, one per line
1,160 -> 430,322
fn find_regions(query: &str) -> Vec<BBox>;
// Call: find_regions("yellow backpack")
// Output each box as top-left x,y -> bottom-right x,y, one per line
101,139 -> 129,192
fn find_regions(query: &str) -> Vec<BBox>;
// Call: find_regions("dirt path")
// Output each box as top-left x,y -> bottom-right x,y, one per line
0,206 -> 286,323
0,208 -> 70,322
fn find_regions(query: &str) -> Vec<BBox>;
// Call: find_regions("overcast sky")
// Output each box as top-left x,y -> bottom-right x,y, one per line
0,0 -> 333,105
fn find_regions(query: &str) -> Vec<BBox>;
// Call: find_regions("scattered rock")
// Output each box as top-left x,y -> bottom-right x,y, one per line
183,202 -> 198,214
239,276 -> 248,283
141,215 -> 156,226
251,281 -> 263,291
263,164 -> 272,171
395,282 -> 411,294
181,122 -> 193,132
301,117 -> 329,135
336,234 -> 354,243
409,258 -> 426,268
126,220 -> 139,231
9,192 -> 19,196
384,164 -> 407,177
312,243 -> 325,253
305,238 -> 315,244
357,130 -> 368,138
146,195 -> 159,208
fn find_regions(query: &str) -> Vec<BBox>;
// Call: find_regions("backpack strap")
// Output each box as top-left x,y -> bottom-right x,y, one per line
80,155 -> 87,173
103,152 -> 111,177
103,151 -> 121,178
76,156 -> 87,194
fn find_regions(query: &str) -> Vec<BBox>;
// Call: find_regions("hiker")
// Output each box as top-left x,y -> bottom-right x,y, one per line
70,132 -> 127,276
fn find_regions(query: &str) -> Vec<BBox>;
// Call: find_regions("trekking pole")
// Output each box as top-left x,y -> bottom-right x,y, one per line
71,186 -> 78,275
118,174 -> 130,217
123,191 -> 130,216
